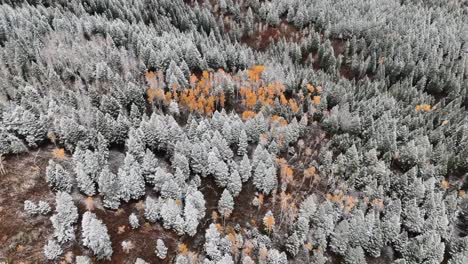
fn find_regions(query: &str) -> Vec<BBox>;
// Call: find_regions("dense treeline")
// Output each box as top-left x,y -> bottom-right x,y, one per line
1,0 -> 468,263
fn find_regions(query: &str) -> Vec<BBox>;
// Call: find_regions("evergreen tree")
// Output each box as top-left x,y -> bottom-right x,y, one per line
330,219 -> 350,256
44,239 -> 62,260
75,162 -> 96,196
81,211 -> 113,260
98,166 -> 121,209
343,246 -> 367,264
144,196 -> 161,223
156,239 -> 168,259
51,192 -> 78,244
239,154 -> 252,182
238,129 -> 248,156
118,153 -> 145,202
218,189 -> 234,219
126,128 -> 145,162
227,168 -> 242,197
46,160 -> 73,193
129,213 -> 140,229
75,256 -> 91,264
141,149 -> 159,183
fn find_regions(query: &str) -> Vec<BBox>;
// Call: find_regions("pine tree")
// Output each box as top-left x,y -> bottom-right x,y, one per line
238,129 -> 248,156
98,166 -> 121,209
81,211 -> 113,260
285,232 -> 301,257
267,249 -> 287,264
126,128 -> 145,162
222,121 -> 233,145
213,131 -> 234,161
160,198 -> 182,231
75,162 -> 96,196
75,256 -> 91,264
172,152 -> 190,176
227,168 -> 242,197
156,239 -> 168,259
239,154 -> 252,182
44,239 -> 62,260
205,223 -> 222,261
129,213 -> 140,229
51,192 -> 78,244
184,187 -> 206,236
207,150 -> 220,176
118,153 -> 145,202
218,189 -> 234,219
161,178 -> 181,199
144,196 -> 161,223
141,149 -> 159,183
330,219 -> 350,255
135,258 -> 149,264
46,160 -> 73,193
344,246 -> 367,264
169,100 -> 180,116
24,200 -> 50,216
402,199 -> 424,234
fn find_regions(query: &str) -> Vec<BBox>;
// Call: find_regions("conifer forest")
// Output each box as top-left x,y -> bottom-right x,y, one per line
1,0 -> 468,263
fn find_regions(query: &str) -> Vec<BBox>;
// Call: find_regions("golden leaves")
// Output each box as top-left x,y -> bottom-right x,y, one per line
85,196 -> 94,211
242,110 -> 256,120
307,84 -> 315,93
178,243 -> 189,255
304,166 -> 316,178
313,95 -> 321,106
263,213 -> 275,233
52,148 -> 65,159
441,179 -> 449,190
248,65 -> 266,81
415,104 -> 431,112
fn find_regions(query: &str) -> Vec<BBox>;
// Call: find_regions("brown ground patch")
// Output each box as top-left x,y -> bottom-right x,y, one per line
0,145 -> 56,263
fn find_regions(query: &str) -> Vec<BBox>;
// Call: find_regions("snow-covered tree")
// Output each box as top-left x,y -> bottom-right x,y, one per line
239,154 -> 252,182
141,149 -> 159,183
24,200 -> 50,216
98,166 -> 121,209
156,239 -> 168,259
118,153 -> 145,202
169,100 -> 180,116
44,239 -> 62,260
46,160 -> 73,193
135,258 -> 149,264
144,196 -> 161,223
218,189 -> 234,219
81,211 -> 113,260
75,162 -> 95,196
238,129 -> 248,156
75,256 -> 91,264
129,213 -> 140,229
227,168 -> 242,197
51,192 -> 78,243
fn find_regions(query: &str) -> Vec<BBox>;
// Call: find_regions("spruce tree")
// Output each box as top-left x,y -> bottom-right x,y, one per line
51,192 -> 78,244
98,166 -> 121,209
156,239 -> 168,259
118,153 -> 145,202
218,189 -> 234,219
238,129 -> 248,156
81,211 -> 113,260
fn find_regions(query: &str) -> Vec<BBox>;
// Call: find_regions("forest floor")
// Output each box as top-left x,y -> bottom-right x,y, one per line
0,122 -> 330,264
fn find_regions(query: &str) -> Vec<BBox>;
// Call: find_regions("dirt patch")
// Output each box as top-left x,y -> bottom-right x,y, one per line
241,22 -> 300,51
0,145 -> 56,263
